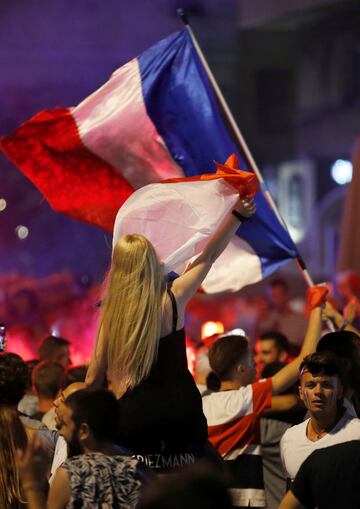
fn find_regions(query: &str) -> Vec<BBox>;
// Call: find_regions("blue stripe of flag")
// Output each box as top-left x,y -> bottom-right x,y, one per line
138,29 -> 298,279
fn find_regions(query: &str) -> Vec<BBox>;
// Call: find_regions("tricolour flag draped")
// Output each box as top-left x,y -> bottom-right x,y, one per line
1,29 -> 299,293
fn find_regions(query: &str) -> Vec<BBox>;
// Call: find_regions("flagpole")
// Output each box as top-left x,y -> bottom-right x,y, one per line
177,8 -> 315,290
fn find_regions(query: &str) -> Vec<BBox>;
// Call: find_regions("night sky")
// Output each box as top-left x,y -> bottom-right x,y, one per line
0,1 -> 221,281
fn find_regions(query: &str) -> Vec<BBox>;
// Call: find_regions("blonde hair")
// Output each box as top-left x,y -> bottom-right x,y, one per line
0,406 -> 27,509
97,234 -> 166,390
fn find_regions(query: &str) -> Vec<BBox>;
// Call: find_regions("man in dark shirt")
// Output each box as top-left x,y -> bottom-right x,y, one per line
279,440 -> 360,509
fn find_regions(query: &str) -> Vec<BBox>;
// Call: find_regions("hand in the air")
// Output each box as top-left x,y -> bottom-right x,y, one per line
235,198 -> 256,219
321,301 -> 339,321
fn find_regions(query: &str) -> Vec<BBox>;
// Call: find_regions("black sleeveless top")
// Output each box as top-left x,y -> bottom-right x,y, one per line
116,290 -> 208,456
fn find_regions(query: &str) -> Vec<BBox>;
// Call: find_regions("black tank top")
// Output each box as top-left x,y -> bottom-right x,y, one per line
116,289 -> 208,455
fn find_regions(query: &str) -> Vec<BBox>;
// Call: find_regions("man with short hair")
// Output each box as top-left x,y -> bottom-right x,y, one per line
52,390 -> 143,507
202,305 -> 322,508
38,335 -> 71,370
49,381 -> 87,484
19,389 -> 145,509
280,351 -> 360,482
31,360 -> 66,429
257,331 -> 290,369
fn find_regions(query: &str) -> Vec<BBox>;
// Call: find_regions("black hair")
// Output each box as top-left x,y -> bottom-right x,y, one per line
0,353 -> 28,405
207,335 -> 249,391
259,331 -> 290,353
65,389 -> 119,443
317,331 -> 359,360
299,351 -> 344,383
65,365 -> 88,387
317,330 -> 360,392
262,361 -> 287,378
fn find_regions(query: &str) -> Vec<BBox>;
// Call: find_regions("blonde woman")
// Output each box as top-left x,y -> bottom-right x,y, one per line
86,197 -> 256,470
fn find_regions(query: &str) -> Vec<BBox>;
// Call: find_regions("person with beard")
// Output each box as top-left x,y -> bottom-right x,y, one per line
256,332 -> 290,372
49,382 -> 86,484
19,389 -> 145,509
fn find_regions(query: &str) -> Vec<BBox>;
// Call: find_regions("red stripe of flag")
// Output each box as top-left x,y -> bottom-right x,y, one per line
0,108 -> 134,232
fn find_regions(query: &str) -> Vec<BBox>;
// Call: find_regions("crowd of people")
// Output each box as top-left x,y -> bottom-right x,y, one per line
1,196 -> 360,509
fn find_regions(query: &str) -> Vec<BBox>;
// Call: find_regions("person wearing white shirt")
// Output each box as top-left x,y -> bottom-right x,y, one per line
280,351 -> 360,481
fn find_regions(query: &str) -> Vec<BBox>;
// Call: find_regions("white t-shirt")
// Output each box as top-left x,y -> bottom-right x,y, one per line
280,409 -> 360,480
49,435 -> 67,485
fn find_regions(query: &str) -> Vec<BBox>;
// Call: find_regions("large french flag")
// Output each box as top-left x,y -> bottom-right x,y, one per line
1,29 -> 298,293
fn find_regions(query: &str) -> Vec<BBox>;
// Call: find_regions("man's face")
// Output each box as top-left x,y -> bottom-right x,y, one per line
299,371 -> 343,416
53,382 -> 87,430
59,405 -> 83,457
257,339 -> 284,366
55,346 -> 71,370
53,389 -> 67,430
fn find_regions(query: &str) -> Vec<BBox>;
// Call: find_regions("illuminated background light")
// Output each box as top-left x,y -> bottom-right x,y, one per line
0,198 -> 7,211
16,225 -> 29,239
221,328 -> 246,338
331,159 -> 353,185
50,326 -> 60,337
201,321 -> 224,339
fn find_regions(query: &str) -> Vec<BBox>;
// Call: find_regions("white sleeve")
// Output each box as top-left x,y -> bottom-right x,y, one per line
279,431 -> 290,478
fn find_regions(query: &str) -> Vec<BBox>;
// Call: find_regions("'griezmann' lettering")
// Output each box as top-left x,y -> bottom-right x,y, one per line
133,452 -> 195,470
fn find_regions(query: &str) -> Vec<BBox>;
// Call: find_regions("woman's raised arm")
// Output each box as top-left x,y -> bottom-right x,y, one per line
172,197 -> 256,307
271,306 -> 322,395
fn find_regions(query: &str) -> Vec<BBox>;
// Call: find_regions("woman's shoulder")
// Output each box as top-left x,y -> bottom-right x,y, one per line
160,288 -> 184,337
